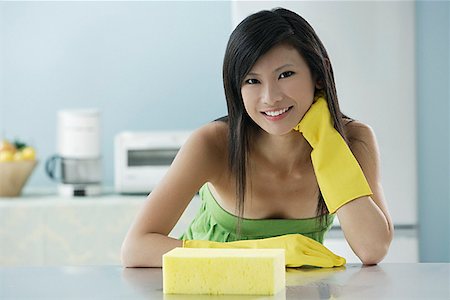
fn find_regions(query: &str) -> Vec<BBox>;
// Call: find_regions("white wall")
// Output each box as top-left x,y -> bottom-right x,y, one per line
232,1 -> 417,226
0,2 -> 230,187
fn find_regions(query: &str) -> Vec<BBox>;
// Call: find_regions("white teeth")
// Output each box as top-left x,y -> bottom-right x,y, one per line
264,107 -> 289,117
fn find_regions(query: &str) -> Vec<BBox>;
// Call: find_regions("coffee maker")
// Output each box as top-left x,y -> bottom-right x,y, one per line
46,109 -> 102,196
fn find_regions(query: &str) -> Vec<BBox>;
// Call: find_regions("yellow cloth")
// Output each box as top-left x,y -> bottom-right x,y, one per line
293,94 -> 372,213
183,233 -> 346,268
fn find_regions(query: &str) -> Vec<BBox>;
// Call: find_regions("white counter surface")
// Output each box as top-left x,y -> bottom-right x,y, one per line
0,263 -> 448,299
0,189 -> 418,266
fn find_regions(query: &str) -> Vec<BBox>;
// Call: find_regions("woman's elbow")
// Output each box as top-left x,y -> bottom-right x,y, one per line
120,235 -> 146,268
357,242 -> 391,265
121,240 -> 137,268
359,254 -> 384,265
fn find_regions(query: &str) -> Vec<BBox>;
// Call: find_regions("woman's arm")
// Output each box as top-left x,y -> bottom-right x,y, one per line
121,123 -> 225,267
337,122 -> 394,265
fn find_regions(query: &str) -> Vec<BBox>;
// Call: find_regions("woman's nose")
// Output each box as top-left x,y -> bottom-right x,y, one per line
262,82 -> 283,105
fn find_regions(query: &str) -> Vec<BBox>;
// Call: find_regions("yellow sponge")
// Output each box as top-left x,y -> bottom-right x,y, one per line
163,247 -> 286,295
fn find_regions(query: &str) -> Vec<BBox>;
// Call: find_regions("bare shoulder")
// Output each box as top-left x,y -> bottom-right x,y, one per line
344,120 -> 376,143
190,120 -> 228,157
184,120 -> 228,181
343,119 -> 380,161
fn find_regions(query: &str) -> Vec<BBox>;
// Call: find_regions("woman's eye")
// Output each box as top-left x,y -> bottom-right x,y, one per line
279,71 -> 295,79
244,78 -> 260,85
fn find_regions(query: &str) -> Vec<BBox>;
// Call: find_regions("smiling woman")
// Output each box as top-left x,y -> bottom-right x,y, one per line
121,7 -> 393,268
241,44 -> 317,135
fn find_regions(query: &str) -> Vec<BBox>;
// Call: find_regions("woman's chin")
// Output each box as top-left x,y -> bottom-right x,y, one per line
259,125 -> 298,137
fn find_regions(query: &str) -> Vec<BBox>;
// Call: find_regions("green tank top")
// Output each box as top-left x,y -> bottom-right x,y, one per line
180,183 -> 334,243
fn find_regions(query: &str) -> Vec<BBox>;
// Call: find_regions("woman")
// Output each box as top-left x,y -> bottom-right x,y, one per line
121,8 -> 393,267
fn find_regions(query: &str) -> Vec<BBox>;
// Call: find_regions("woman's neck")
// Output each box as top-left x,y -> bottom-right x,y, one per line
251,128 -> 312,176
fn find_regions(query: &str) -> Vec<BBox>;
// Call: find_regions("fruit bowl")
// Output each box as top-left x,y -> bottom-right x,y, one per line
0,160 -> 38,197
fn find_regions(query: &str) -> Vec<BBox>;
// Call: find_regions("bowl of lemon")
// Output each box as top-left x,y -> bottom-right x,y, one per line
0,139 -> 37,197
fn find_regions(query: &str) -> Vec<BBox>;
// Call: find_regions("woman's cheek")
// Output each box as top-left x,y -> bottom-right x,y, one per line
241,88 -> 258,112
240,86 -> 253,102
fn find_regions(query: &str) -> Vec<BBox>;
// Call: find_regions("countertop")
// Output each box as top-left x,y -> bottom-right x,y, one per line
0,263 -> 448,299
0,192 -> 419,266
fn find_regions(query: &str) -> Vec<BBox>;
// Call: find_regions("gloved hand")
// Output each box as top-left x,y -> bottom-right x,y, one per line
183,234 -> 346,268
293,93 -> 372,213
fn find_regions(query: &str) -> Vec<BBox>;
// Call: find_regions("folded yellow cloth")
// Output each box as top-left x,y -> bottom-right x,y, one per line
293,93 -> 372,213
183,233 -> 346,268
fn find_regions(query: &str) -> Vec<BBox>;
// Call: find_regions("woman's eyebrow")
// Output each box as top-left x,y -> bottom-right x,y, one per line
247,64 -> 294,76
274,63 -> 294,73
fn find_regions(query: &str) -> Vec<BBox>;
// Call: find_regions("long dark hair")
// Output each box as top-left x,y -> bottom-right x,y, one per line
222,8 -> 348,235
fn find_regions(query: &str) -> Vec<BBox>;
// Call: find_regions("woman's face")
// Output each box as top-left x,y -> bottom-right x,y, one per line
241,43 -> 319,136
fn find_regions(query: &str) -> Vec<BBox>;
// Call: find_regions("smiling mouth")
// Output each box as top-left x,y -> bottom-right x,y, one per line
262,106 -> 293,117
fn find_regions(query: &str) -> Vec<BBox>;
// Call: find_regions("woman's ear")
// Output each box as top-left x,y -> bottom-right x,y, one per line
315,80 -> 323,89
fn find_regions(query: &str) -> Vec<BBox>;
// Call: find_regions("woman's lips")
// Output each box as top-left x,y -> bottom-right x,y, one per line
261,106 -> 293,121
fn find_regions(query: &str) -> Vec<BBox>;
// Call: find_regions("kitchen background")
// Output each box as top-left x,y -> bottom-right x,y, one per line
0,1 -> 449,264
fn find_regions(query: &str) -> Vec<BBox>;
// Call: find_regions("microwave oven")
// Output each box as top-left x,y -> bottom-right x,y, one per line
114,131 -> 191,194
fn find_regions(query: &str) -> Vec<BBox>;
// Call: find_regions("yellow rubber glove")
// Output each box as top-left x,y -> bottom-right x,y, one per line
183,234 -> 346,268
293,93 -> 372,213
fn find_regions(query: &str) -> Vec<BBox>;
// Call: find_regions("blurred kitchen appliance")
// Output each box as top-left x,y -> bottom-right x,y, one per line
114,131 -> 190,194
45,109 -> 102,196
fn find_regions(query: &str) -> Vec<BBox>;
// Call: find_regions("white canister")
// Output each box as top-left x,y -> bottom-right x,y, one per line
57,109 -> 101,159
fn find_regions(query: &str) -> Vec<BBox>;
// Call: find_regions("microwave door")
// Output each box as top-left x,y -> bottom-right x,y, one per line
127,149 -> 179,167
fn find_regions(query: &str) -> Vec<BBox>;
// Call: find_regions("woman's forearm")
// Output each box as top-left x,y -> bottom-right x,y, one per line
121,233 -> 183,267
337,196 -> 393,265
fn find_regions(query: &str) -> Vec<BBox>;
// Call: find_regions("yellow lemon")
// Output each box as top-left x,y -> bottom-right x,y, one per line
0,140 -> 16,154
13,151 -> 25,161
0,150 -> 14,162
21,146 -> 36,160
